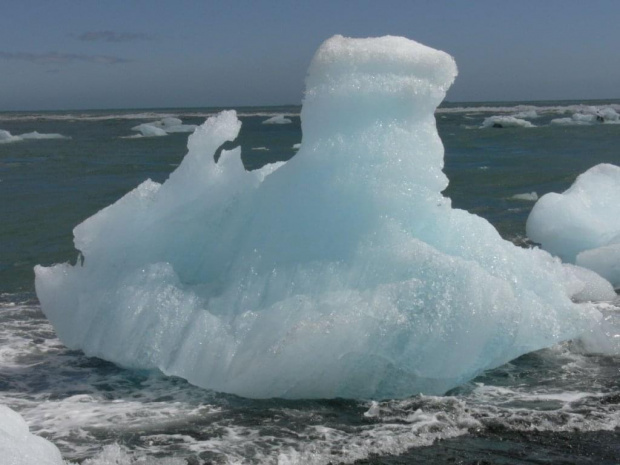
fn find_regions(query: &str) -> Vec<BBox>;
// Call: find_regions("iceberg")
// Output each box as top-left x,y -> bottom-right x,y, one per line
0,129 -> 69,143
35,35 -> 613,400
0,405 -> 65,465
262,114 -> 292,124
481,115 -> 534,128
512,192 -> 538,202
527,164 -> 620,288
130,117 -> 197,137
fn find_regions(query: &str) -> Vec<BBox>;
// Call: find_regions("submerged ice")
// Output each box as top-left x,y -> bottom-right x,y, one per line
35,36 -> 613,400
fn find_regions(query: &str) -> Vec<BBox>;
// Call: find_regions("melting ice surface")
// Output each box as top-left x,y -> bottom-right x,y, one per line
35,35 -> 615,400
527,163 -> 620,288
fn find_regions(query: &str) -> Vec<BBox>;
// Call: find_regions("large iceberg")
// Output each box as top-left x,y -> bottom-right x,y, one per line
527,163 -> 620,288
35,36 -> 613,400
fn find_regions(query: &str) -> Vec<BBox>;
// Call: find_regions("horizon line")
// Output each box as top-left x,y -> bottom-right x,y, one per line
2,97 -> 620,113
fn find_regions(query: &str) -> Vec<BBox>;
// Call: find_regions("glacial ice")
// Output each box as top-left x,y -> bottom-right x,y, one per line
512,192 -> 538,201
527,164 -> 620,288
35,35 -> 613,400
481,116 -> 534,128
0,405 -> 65,465
262,114 -> 292,124
550,107 -> 620,126
131,117 -> 197,137
0,129 -> 69,143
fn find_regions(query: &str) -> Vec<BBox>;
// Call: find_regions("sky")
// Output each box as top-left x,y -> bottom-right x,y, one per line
1,0 -> 619,111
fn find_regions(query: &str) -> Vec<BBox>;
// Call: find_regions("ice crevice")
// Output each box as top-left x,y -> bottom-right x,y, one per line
35,35 -> 615,400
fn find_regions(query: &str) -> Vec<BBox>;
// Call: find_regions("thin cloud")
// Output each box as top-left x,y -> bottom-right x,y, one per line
76,31 -> 153,43
0,51 -> 132,65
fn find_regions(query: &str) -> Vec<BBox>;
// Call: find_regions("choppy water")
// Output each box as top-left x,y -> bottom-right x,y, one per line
1,101 -> 619,463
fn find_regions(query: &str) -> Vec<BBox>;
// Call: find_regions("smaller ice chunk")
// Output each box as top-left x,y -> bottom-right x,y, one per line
131,117 -> 197,137
550,108 -> 620,126
527,163 -> 620,287
0,129 -> 21,143
292,143 -> 301,149
0,129 -> 69,143
262,114 -> 292,124
20,131 -> 69,140
251,146 -> 269,151
153,117 -> 198,133
131,123 -> 167,137
481,116 -> 534,128
512,192 -> 538,201
0,405 -> 65,465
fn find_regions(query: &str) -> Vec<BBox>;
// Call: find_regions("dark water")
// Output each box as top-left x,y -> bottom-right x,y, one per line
0,102 -> 619,464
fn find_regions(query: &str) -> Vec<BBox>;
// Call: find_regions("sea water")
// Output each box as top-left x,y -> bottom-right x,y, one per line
1,97 -> 620,462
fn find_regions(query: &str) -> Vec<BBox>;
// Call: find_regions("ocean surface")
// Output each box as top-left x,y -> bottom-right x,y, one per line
1,100 -> 619,464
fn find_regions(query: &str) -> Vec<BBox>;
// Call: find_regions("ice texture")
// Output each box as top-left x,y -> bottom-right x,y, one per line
35,35 -> 612,400
527,164 -> 620,287
0,405 -> 65,465
262,114 -> 292,124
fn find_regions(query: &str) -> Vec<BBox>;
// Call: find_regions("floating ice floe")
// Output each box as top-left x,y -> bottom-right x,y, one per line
481,115 -> 535,128
550,107 -> 620,126
130,117 -> 197,138
251,147 -> 269,151
292,143 -> 301,149
512,192 -> 538,201
35,35 -> 616,400
262,114 -> 292,124
0,129 -> 69,143
0,405 -> 65,465
527,164 -> 620,288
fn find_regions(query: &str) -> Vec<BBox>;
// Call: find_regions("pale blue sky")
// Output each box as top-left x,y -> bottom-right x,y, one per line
1,0 -> 619,110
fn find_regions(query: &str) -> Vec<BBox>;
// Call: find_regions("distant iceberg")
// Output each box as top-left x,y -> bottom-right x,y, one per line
35,35 -> 613,400
481,115 -> 535,128
0,129 -> 69,143
527,164 -> 620,288
550,107 -> 620,126
512,192 -> 538,201
130,117 -> 197,137
262,114 -> 292,124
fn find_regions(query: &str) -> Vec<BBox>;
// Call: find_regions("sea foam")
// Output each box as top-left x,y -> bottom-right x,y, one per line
35,35 -> 613,399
